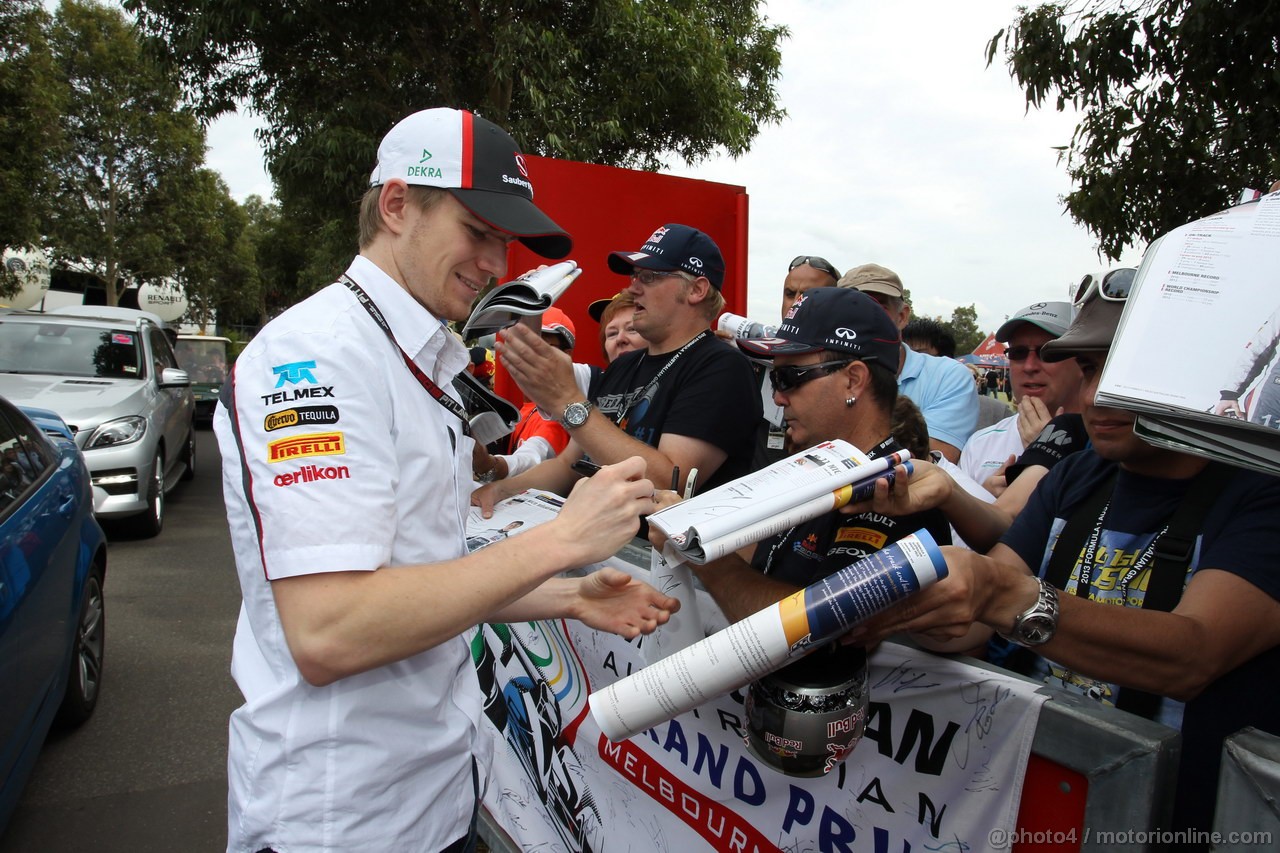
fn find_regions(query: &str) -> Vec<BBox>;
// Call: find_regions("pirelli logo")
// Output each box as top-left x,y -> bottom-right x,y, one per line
835,527 -> 886,548
267,431 -> 345,463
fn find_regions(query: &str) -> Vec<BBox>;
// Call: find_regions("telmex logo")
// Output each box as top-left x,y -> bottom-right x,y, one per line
834,327 -> 858,340
264,405 -> 340,432
267,431 -> 345,463
272,360 -> 318,388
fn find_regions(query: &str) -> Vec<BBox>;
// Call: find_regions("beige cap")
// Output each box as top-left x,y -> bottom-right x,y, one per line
837,263 -> 904,298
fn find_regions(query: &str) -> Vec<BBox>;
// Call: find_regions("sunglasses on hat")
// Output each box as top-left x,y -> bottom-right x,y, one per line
1074,267 -> 1136,307
768,359 -> 855,393
788,256 -> 841,279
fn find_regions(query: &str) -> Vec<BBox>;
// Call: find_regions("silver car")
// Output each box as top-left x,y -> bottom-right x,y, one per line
0,306 -> 195,537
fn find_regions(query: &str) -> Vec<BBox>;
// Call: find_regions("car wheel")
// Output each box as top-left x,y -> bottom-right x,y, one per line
181,423 -> 196,482
127,449 -> 165,538
56,565 -> 106,728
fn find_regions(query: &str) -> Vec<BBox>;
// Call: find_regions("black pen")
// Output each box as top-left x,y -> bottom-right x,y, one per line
571,458 -> 602,477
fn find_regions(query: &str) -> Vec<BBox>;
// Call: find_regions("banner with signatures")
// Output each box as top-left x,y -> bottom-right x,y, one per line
469,589 -> 1047,853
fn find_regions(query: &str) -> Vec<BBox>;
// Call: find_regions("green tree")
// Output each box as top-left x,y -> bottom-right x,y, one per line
945,304 -> 985,355
45,0 -> 221,307
988,0 -> 1280,259
166,169 -> 257,331
239,196 -> 311,326
126,0 -> 787,281
0,0 -> 64,292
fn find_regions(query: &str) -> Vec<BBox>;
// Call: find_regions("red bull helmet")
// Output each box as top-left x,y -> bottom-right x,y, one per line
745,643 -> 869,777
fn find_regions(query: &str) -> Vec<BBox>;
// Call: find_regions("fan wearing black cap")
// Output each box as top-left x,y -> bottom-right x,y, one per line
214,108 -> 680,853
479,223 -> 761,509
683,287 -> 951,693
851,280 -> 1280,841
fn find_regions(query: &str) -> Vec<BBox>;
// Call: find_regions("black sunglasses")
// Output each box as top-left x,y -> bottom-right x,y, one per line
1005,344 -> 1048,362
789,255 -> 842,279
1074,267 -> 1136,307
768,359 -> 855,393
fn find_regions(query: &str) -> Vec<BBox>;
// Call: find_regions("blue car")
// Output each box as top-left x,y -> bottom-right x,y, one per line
0,397 -> 108,832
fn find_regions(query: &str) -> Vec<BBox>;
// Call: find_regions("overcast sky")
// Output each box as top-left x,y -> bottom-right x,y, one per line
203,0 -> 1146,339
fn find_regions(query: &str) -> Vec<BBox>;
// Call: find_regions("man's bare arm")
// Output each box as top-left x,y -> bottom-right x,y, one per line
276,458 -> 653,685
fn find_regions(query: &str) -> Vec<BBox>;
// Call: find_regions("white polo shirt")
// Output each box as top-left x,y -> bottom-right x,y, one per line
215,255 -> 490,852
959,412 -> 1023,486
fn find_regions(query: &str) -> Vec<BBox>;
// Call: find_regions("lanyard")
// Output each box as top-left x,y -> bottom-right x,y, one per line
1075,498 -> 1169,602
610,330 -> 709,425
340,275 -> 471,437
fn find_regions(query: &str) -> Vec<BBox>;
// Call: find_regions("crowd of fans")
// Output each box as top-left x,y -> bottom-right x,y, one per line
213,105 -> 1276,850
469,228 -> 1278,844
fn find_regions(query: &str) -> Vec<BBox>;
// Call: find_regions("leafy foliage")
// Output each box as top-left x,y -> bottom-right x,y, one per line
125,0 -> 787,281
45,0 -> 220,306
945,304 -> 985,355
0,0 -> 64,289
988,0 -> 1280,258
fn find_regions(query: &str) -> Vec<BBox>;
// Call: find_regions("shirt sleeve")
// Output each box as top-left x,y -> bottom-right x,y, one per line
914,358 -> 980,449
224,328 -> 398,580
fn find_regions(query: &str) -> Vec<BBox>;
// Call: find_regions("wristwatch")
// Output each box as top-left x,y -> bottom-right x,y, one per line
561,400 -> 593,429
998,578 -> 1060,647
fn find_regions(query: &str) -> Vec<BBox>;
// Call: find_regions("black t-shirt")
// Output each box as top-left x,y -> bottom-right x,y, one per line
1006,413 -> 1087,481
588,331 -> 762,491
749,437 -> 953,587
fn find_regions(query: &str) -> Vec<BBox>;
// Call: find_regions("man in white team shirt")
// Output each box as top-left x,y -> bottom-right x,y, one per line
215,108 -> 677,853
959,301 -> 1081,489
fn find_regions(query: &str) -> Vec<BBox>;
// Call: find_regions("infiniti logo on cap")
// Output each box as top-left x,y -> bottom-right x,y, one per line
688,257 -> 703,268
835,328 -> 858,340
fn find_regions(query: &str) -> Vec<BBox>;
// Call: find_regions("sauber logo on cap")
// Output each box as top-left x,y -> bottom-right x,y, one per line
267,431 -> 346,463
515,153 -> 528,177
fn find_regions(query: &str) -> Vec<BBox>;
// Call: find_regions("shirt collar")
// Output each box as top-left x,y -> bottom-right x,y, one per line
345,255 -> 469,382
898,343 -> 923,381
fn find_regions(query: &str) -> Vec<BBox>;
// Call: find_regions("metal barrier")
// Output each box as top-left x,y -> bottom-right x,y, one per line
1213,728 -> 1280,851
477,540 -> 1184,853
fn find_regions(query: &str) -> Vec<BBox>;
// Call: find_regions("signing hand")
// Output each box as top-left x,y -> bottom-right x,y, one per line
553,456 -> 654,566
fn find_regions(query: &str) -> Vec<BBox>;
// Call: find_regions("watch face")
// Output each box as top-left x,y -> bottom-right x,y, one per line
1020,615 -> 1054,645
564,402 -> 590,427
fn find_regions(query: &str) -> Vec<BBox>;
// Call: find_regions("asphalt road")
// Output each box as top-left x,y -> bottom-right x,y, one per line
1,427 -> 242,852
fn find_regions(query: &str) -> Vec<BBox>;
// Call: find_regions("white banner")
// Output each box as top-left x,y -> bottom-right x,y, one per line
470,593 -> 1047,852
